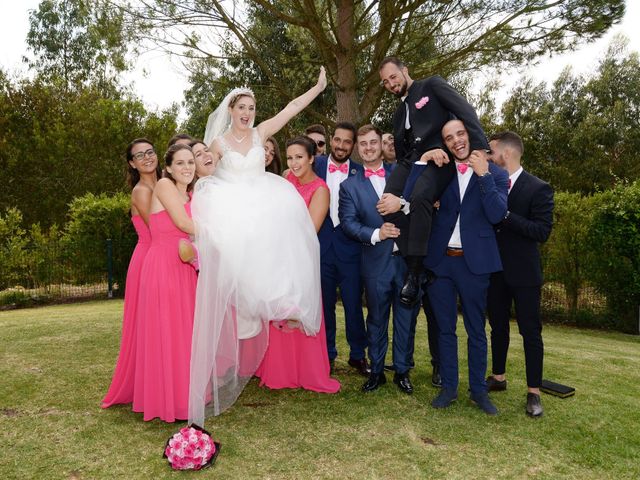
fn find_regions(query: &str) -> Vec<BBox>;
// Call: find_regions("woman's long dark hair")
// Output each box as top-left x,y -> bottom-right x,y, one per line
265,136 -> 282,175
126,138 -> 161,188
163,143 -> 197,192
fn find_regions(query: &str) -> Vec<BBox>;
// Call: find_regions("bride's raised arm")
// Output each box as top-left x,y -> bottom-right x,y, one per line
257,67 -> 327,141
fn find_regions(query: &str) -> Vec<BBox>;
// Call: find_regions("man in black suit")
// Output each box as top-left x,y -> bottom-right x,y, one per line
377,57 -> 489,306
486,131 -> 554,417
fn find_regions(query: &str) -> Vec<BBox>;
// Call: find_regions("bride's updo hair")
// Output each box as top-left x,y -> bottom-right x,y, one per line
286,135 -> 317,159
229,90 -> 256,108
163,143 -> 197,192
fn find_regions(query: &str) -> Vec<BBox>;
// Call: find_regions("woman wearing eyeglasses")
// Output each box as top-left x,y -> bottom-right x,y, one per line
101,138 -> 161,409
132,143 -> 198,422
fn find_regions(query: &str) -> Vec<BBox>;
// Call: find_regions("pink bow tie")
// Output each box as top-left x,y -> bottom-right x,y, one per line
329,162 -> 348,174
365,168 -> 385,178
457,163 -> 469,174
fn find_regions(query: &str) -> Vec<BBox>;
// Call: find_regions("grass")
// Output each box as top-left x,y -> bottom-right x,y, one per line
1,300 -> 639,479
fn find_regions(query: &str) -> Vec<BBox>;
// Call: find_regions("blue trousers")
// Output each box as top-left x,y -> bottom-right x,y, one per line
321,245 -> 367,361
428,256 -> 490,394
363,255 -> 418,375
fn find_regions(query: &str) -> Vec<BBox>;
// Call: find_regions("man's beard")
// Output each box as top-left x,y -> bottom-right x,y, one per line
391,74 -> 409,98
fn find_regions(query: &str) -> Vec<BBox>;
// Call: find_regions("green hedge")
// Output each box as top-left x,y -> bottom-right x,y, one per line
586,182 -> 640,333
542,181 -> 640,333
1,193 -> 135,301
63,192 -> 136,292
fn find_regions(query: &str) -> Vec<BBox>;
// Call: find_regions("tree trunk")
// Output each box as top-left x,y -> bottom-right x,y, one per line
334,0 -> 359,124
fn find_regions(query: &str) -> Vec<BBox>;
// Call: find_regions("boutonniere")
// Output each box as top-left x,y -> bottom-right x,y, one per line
415,96 -> 429,109
351,168 -> 357,175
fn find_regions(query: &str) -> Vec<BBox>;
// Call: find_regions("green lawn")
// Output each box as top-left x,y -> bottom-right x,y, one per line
1,300 -> 639,479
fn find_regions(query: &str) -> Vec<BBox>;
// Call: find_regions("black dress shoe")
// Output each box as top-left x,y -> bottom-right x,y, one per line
526,393 -> 544,417
424,269 -> 436,287
399,273 -> 421,306
486,375 -> 507,392
431,365 -> 442,388
362,372 -> 386,392
393,372 -> 414,394
348,357 -> 371,377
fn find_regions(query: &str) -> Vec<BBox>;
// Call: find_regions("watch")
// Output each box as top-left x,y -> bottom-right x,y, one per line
480,171 -> 492,177
399,197 -> 407,209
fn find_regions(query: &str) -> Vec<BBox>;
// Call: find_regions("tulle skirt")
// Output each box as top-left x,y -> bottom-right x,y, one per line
189,171 -> 323,425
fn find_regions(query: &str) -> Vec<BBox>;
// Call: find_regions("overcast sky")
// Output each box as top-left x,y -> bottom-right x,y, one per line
2,1 -> 638,119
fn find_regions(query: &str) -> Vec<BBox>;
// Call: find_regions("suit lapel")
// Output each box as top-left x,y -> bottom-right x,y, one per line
508,170 -> 528,207
315,156 -> 328,181
360,172 -> 380,202
460,174 -> 477,206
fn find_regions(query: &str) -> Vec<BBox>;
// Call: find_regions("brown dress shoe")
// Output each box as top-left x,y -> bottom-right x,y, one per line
348,357 -> 371,377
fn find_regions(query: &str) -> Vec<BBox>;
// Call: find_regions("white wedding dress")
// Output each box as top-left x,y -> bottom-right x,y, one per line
188,128 -> 322,425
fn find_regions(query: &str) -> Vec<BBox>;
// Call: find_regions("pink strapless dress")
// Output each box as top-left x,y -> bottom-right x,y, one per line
255,174 -> 340,393
132,204 -> 197,422
102,215 -> 150,408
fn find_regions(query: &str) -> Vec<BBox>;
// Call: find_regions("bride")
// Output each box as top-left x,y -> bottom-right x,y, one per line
189,68 -> 327,426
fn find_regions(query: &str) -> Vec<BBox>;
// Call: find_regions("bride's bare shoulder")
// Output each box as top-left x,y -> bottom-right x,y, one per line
210,137 -> 225,159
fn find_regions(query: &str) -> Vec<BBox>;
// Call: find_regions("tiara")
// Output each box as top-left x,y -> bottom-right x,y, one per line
228,86 -> 255,100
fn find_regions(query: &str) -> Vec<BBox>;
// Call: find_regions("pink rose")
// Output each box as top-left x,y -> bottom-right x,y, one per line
415,96 -> 429,109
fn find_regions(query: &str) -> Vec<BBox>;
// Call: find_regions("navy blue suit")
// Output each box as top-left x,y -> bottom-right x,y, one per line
425,162 -> 508,394
339,165 -> 418,375
314,156 -> 367,361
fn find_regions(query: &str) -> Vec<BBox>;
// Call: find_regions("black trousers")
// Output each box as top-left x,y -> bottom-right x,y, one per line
383,157 -> 455,257
406,279 -> 440,367
487,271 -> 544,388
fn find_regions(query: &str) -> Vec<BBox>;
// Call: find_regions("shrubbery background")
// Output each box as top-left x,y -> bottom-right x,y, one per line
2,182 -> 640,332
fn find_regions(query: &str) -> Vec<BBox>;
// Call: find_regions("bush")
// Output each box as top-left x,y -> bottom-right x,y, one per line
541,191 -> 600,320
0,208 -> 30,290
62,192 -> 136,293
586,181 -> 640,333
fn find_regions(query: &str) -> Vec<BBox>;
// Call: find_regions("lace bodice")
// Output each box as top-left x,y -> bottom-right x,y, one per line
217,128 -> 265,177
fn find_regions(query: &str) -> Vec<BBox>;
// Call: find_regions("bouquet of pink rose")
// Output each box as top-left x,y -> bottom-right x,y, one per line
163,425 -> 220,470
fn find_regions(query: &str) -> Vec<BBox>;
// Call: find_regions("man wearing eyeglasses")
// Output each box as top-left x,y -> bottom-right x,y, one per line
305,124 -> 327,156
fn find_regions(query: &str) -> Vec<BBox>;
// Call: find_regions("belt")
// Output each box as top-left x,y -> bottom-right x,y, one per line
446,248 -> 464,257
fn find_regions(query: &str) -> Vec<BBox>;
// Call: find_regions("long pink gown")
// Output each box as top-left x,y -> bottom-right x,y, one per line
255,173 -> 340,393
102,215 -> 150,408
132,203 -> 197,422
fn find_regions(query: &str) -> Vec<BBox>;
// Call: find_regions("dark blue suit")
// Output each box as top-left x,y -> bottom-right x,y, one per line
339,165 -> 418,375
425,162 -> 508,394
314,156 -> 367,361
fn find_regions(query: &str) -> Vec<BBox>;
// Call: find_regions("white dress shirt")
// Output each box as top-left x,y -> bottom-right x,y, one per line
509,166 -> 524,194
326,156 -> 350,227
447,162 -> 473,249
401,94 -> 411,129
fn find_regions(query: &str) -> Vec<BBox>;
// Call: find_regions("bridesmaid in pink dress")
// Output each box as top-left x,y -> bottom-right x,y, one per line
132,144 -> 198,422
102,139 -> 161,408
256,136 -> 340,393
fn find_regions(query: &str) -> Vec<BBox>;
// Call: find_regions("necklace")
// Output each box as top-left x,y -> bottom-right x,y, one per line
230,132 -> 247,143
